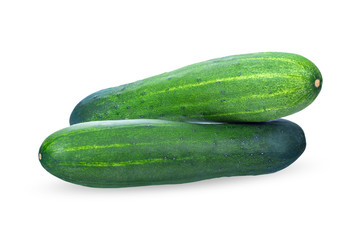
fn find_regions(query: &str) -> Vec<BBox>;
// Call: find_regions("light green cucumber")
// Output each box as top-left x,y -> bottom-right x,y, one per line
70,52 -> 322,124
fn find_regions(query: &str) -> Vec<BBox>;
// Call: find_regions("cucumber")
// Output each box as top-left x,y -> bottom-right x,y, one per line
70,52 -> 322,124
39,119 -> 306,188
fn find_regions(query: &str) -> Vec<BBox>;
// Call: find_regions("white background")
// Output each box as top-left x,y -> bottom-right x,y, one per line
1,0 -> 360,239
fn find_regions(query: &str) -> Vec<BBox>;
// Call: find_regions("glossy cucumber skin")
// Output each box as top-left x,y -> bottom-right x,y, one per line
70,52 -> 322,124
39,119 -> 306,188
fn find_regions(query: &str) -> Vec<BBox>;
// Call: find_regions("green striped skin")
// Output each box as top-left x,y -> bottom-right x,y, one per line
39,119 -> 306,188
70,52 -> 322,124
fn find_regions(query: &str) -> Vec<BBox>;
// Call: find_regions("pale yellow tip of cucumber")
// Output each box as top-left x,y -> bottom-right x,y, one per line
315,79 -> 321,88
39,153 -> 42,161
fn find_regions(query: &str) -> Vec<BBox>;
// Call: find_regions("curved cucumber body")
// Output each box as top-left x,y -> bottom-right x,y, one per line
70,52 -> 322,124
39,119 -> 306,188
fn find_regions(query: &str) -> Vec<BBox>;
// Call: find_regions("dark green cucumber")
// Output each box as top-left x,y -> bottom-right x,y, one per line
70,52 -> 322,124
39,119 -> 306,188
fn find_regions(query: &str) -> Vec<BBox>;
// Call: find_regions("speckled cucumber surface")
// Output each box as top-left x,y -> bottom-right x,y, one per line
39,119 -> 306,188
70,52 -> 322,124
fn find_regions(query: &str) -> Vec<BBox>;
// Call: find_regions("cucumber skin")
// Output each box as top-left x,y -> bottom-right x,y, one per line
39,119 -> 306,188
69,52 -> 322,124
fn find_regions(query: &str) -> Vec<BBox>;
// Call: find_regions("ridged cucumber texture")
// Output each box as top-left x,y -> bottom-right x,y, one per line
70,52 -> 322,124
39,119 -> 306,188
